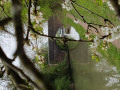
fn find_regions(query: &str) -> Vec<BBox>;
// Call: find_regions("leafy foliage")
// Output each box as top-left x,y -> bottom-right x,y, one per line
98,43 -> 120,70
1,0 -> 120,89
96,0 -> 103,6
41,61 -> 72,90
38,0 -> 62,19
32,47 -> 71,90
0,1 -> 11,18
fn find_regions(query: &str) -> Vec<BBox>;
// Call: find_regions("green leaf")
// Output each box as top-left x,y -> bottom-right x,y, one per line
96,0 -> 103,6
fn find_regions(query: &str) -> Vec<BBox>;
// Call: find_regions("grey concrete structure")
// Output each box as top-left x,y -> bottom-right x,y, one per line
48,15 -> 65,64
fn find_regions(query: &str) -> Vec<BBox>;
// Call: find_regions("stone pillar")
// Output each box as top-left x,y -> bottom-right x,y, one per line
48,15 -> 65,64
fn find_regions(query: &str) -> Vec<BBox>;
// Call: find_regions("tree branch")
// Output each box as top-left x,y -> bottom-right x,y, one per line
29,26 -> 93,42
25,0 -> 32,40
71,2 -> 100,33
0,17 -> 12,26
0,47 -> 40,89
11,0 -> 52,89
71,0 -> 114,26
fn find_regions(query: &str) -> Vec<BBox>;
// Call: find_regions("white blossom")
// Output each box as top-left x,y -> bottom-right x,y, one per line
107,1 -> 114,10
0,0 -> 10,4
62,0 -> 72,11
36,6 -> 40,10
89,37 -> 100,49
30,14 -> 36,22
101,25 -> 120,42
30,8 -> 44,24
30,4 -> 40,13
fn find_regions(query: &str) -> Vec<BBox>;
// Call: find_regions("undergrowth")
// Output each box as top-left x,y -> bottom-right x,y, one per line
41,61 -> 72,90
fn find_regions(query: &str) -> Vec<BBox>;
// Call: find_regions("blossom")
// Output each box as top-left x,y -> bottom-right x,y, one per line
94,36 -> 100,45
89,43 -> 96,49
0,0 -> 9,4
107,1 -> 114,10
85,33 -> 89,38
30,4 -> 40,14
62,0 -> 72,11
36,6 -> 40,10
36,12 -> 45,24
30,14 -> 36,22
88,36 -> 92,40
30,12 -> 45,24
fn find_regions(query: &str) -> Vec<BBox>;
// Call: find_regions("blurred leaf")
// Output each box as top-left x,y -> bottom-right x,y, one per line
35,56 -> 39,62
96,0 -> 103,6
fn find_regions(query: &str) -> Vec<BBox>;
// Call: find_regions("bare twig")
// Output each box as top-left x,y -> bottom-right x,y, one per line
33,0 -> 38,15
29,26 -> 93,42
69,0 -> 115,40
71,2 -> 99,33
99,33 -> 112,39
67,38 -> 93,42
25,0 -> 32,40
71,2 -> 86,23
11,0 -> 52,89
0,47 -> 40,89
71,0 -> 114,26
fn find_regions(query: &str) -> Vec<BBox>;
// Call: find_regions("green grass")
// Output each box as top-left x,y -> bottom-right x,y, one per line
62,17 -> 86,39
0,2 -> 12,19
72,63 -> 107,90
67,0 -> 120,71
70,0 -> 119,25
60,0 -> 119,44
98,43 -> 120,70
